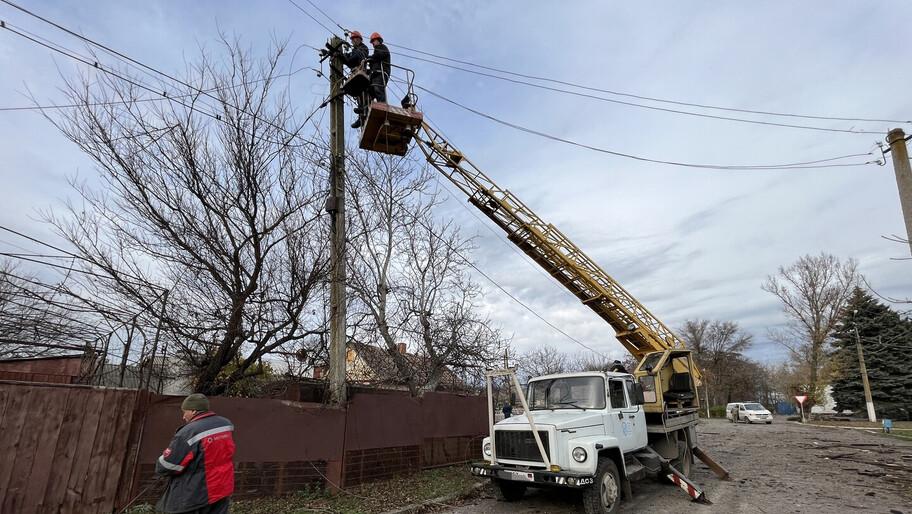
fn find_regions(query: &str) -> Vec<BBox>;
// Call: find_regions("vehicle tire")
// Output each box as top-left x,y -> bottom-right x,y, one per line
673,444 -> 693,478
582,458 -> 621,514
493,478 -> 526,502
767,421 -> 772,425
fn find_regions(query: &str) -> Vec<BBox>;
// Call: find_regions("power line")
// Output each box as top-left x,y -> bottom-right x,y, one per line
346,148 -> 611,360
387,43 -> 912,127
297,0 -> 348,35
0,65 -> 314,112
411,82 -> 881,171
385,80 -> 565,292
395,50 -> 887,136
0,16 -> 317,149
285,0 -> 343,39
282,0 -> 905,134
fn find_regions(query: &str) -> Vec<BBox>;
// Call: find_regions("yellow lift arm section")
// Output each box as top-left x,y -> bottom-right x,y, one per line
414,122 -> 699,379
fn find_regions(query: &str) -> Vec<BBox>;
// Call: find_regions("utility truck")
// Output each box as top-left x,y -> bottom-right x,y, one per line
339,55 -> 730,512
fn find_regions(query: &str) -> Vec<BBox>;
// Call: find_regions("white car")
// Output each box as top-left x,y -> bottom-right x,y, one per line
726,402 -> 773,424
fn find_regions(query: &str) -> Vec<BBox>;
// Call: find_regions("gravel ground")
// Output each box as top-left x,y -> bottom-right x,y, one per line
444,419 -> 912,513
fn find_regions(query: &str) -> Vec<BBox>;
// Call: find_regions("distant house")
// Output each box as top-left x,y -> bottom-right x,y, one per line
313,342 -> 464,392
0,354 -> 88,384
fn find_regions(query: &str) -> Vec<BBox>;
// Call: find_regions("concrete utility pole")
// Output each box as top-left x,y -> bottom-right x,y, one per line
853,313 -> 877,422
886,128 -> 912,256
327,36 -> 347,405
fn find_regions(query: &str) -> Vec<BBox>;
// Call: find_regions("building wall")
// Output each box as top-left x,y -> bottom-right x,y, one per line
0,355 -> 85,384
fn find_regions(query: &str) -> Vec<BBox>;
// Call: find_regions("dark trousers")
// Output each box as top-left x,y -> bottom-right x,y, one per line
182,497 -> 230,514
370,72 -> 388,103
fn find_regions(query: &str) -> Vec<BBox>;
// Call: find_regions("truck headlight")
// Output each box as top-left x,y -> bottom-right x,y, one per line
483,442 -> 492,456
572,447 -> 587,462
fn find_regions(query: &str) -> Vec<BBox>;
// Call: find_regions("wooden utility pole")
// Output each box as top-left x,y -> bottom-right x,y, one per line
852,320 -> 877,422
887,128 -> 912,255
327,36 -> 347,405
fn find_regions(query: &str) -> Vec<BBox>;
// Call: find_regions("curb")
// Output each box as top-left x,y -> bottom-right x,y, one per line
379,482 -> 486,514
788,421 -> 912,432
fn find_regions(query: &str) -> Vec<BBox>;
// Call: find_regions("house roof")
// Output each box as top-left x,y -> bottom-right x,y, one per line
348,342 -> 463,390
0,353 -> 84,363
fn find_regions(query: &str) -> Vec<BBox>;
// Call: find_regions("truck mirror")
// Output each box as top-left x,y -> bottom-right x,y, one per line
633,383 -> 645,405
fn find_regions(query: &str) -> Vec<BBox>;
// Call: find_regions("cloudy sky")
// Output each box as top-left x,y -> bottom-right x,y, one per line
2,1 -> 911,365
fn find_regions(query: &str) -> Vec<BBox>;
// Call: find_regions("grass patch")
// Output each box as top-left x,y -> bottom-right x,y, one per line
232,465 -> 478,514
126,466 -> 478,514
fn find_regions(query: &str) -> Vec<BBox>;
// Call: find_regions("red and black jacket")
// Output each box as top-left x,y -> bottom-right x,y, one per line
155,411 -> 235,513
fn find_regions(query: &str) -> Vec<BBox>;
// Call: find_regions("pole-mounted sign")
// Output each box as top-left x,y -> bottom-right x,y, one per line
795,395 -> 807,423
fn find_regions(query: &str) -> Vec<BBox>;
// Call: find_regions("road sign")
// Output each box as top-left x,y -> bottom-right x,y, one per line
795,395 -> 807,423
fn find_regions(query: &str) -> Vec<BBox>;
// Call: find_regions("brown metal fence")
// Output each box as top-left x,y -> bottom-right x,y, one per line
0,381 -> 147,514
0,380 -> 486,513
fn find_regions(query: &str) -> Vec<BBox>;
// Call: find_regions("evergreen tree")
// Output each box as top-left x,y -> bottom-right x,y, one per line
829,288 -> 912,420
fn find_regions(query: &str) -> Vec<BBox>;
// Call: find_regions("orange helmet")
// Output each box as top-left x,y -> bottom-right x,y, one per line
349,31 -> 362,39
370,32 -> 383,43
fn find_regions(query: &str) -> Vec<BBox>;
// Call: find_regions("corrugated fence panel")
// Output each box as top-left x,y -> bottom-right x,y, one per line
0,381 -> 142,514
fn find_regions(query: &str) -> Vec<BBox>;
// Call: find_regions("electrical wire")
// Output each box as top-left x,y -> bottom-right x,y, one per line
345,147 -> 612,360
387,43 -> 912,127
411,82 -> 881,171
0,65 -> 314,112
395,50 -> 887,136
285,0 -> 343,39
0,14 -> 319,149
280,0 -> 912,128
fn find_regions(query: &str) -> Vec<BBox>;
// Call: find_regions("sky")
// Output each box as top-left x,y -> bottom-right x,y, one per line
1,1 -> 911,366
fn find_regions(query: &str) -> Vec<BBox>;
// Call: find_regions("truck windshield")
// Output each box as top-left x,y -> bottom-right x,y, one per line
528,376 -> 606,410
744,403 -> 765,410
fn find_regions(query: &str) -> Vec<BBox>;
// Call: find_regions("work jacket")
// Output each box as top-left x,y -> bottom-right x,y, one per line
342,42 -> 369,68
155,411 -> 235,513
368,42 -> 391,80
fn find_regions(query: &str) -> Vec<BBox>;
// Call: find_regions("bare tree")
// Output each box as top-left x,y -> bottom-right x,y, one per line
347,150 -> 507,395
762,253 -> 858,404
518,345 -> 569,382
679,319 -> 754,405
43,39 -> 330,394
567,352 -> 639,374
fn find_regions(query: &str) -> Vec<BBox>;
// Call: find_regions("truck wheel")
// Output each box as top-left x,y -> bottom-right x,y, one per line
582,458 -> 621,514
672,444 -> 693,478
493,478 -> 526,502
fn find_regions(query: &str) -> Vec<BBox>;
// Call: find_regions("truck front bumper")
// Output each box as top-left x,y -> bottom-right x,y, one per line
470,463 -> 595,488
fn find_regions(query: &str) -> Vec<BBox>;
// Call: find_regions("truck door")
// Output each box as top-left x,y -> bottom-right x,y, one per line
607,378 -> 646,452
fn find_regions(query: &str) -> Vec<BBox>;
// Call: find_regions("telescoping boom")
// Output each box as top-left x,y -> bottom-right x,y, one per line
412,122 -> 698,376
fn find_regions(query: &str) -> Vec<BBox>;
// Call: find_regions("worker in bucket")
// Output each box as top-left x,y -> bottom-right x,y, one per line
367,32 -> 391,104
155,393 -> 236,514
342,31 -> 370,128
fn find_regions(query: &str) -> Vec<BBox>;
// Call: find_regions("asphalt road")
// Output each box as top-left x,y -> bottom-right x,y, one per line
444,419 -> 912,513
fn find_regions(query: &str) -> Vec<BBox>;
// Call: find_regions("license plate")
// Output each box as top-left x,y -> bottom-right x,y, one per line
509,471 -> 535,482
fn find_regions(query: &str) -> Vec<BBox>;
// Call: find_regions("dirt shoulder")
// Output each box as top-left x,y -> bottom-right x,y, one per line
447,419 -> 912,513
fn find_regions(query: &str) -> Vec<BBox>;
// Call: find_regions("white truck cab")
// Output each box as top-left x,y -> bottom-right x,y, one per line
484,372 -> 647,476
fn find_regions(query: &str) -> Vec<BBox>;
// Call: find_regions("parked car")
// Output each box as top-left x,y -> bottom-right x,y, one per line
726,402 -> 773,424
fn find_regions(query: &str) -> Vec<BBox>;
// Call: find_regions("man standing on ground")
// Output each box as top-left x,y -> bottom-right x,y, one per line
156,393 -> 236,514
502,402 -> 513,419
